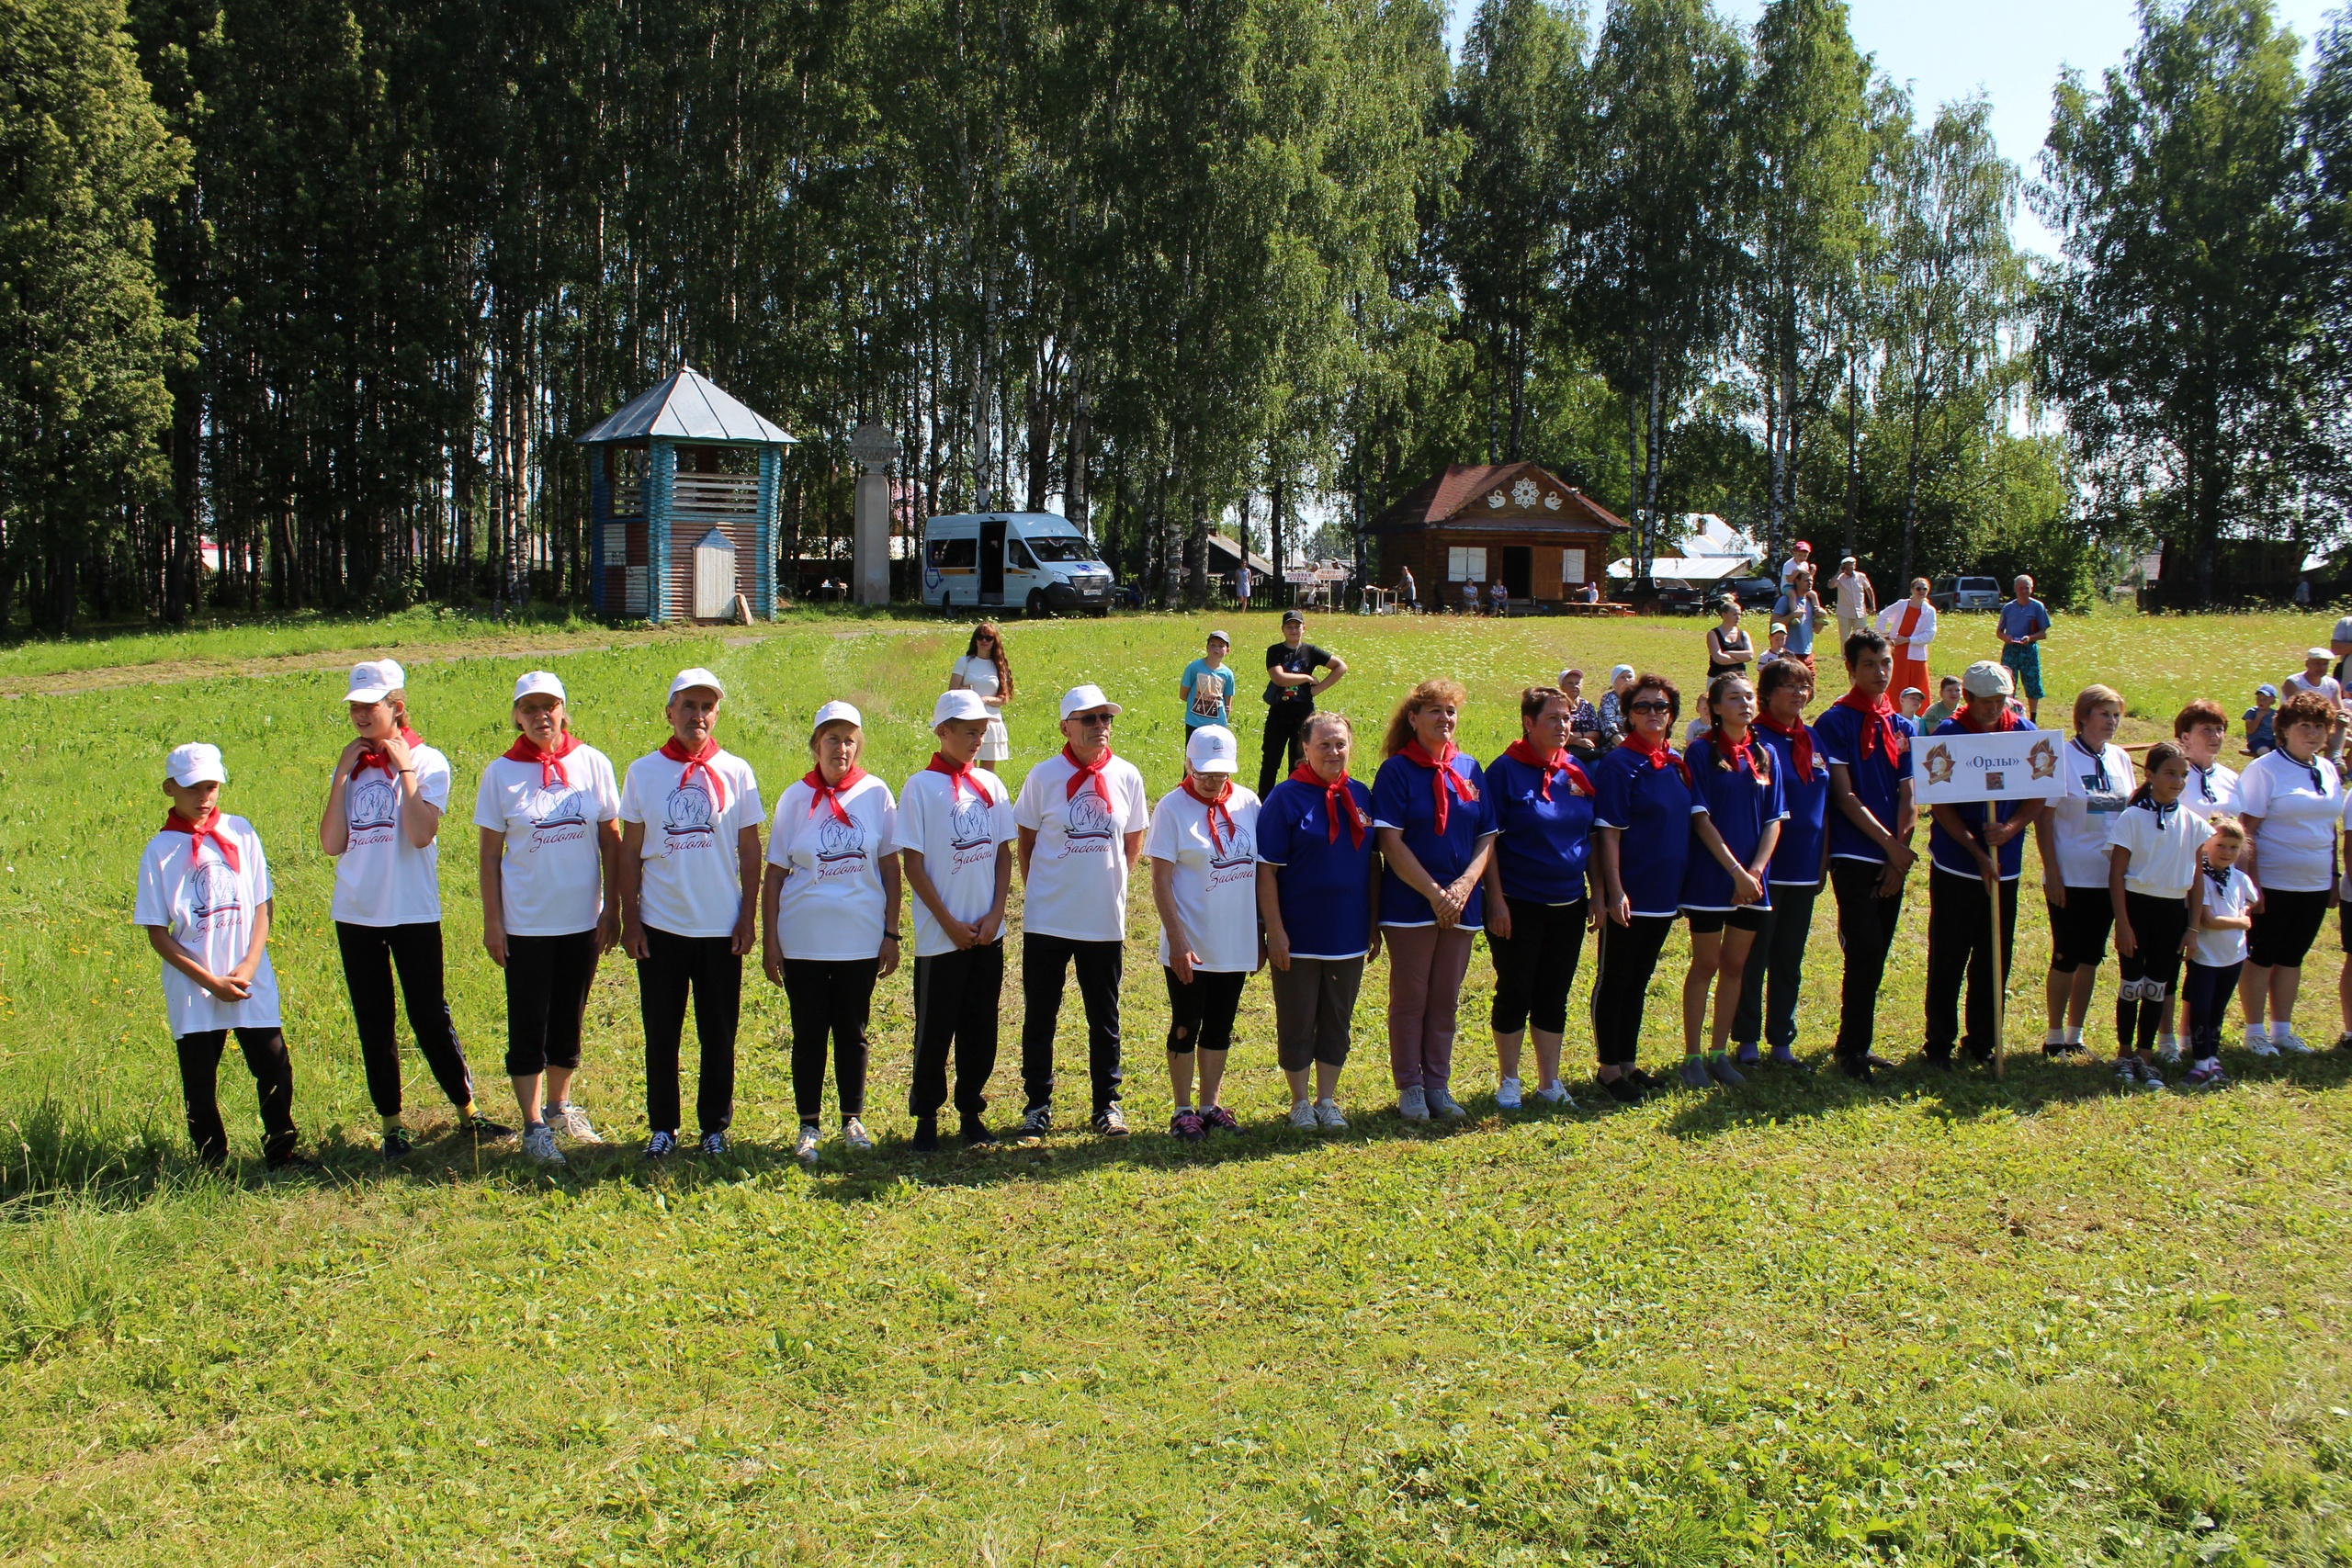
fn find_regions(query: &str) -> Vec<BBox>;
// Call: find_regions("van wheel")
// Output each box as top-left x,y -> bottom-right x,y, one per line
940,591 -> 955,617
1026,590 -> 1049,619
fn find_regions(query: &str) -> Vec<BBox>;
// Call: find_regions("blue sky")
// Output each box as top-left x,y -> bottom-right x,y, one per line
1446,0 -> 2346,255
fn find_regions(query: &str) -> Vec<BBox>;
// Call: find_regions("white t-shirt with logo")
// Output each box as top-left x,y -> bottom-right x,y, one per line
767,773 -> 899,961
891,767 -> 1016,958
1012,750 -> 1151,942
472,746 -> 621,936
2182,760 -> 2240,822
2192,864 -> 2256,965
2106,798 -> 2213,898
2049,739 -> 2134,887
619,747 -> 764,938
331,744 -> 453,927
1144,784 -> 1264,972
2233,749 -> 2345,893
132,817 -> 282,1034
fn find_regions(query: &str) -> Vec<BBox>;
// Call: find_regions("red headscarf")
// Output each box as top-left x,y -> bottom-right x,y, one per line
1833,689 -> 1905,764
1398,739 -> 1479,832
160,808 -> 240,872
802,765 -> 868,825
503,730 -> 581,788
1754,712 -> 1816,781
1182,773 -> 1236,853
1617,730 -> 1693,785
1287,761 -> 1368,848
1061,742 -> 1115,807
356,725 -> 425,779
1501,738 -> 1594,801
660,736 -> 729,812
925,751 -> 986,803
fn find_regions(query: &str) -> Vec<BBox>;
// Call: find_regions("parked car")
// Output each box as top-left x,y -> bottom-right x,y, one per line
1931,574 -> 2002,612
1724,575 -> 1780,607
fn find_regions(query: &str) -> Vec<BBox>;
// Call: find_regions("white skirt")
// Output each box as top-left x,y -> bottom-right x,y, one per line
978,716 -> 1011,761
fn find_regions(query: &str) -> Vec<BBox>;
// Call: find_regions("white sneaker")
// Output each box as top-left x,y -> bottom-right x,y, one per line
1532,1078 -> 1576,1108
546,1101 -> 603,1144
795,1125 -> 820,1165
2278,1032 -> 2317,1055
1288,1099 -> 1317,1129
521,1123 -> 566,1165
2156,1039 -> 2182,1065
1427,1087 -> 1467,1120
1314,1098 -> 1348,1130
1398,1085 -> 1430,1122
1495,1076 -> 1523,1110
2247,1037 -> 2281,1058
843,1117 -> 874,1151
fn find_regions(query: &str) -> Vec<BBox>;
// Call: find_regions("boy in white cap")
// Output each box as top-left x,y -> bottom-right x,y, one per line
1012,683 -> 1150,1138
617,668 -> 763,1158
319,659 -> 500,1158
894,689 -> 1019,1151
1146,724 -> 1263,1138
137,743 -> 306,1169
474,671 -> 622,1165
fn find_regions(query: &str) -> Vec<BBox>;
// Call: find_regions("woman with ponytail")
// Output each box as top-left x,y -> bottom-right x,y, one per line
1372,680 -> 1498,1122
1589,672 -> 1693,1102
1479,687 -> 1597,1111
1677,672 -> 1787,1089
2107,741 -> 2209,1091
474,671 -> 622,1165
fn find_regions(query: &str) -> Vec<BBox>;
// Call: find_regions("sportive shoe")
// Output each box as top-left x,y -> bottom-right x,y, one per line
910,1116 -> 942,1153
265,1148 -> 318,1172
1170,1107 -> 1205,1142
2135,1063 -> 2166,1091
1532,1079 -> 1575,1108
381,1128 -> 413,1162
1705,1056 -> 1746,1088
1733,1043 -> 1760,1067
1769,1045 -> 1809,1072
2278,1032 -> 2317,1055
794,1125 -> 820,1165
1313,1098 -> 1348,1129
2336,1032 -> 2352,1054
699,1130 -> 729,1157
643,1130 -> 676,1160
1017,1103 -> 1053,1141
2246,1037 -> 2280,1058
2113,1058 -> 2140,1089
465,1116 -> 514,1141
1495,1076 -> 1523,1110
1677,1057 -> 1711,1089
1289,1099 -> 1317,1129
960,1115 -> 998,1149
1923,1053 -> 1955,1074
521,1124 -> 566,1166
547,1101 -> 604,1144
2156,1039 -> 2183,1065
1427,1088 -> 1467,1120
843,1118 -> 874,1152
1201,1103 -> 1239,1134
1625,1066 -> 1663,1093
1093,1104 -> 1132,1138
2184,1059 -> 2228,1089
1600,1075 -> 1645,1104
1397,1085 -> 1430,1122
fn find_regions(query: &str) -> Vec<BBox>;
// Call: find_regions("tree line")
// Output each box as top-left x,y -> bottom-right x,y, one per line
1,0 -> 2346,633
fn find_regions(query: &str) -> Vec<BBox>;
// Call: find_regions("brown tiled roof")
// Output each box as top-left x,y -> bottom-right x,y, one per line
1362,462 -> 1626,536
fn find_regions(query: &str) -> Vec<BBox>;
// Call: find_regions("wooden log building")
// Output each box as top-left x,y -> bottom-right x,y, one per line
1361,461 -> 1626,609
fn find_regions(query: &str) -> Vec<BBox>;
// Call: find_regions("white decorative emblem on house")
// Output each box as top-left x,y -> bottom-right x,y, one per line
1543,491 -> 1562,511
1512,478 -> 1539,507
1487,490 -> 1506,509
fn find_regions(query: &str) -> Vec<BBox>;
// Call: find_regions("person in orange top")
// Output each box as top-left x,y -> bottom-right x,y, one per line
1877,578 -> 1938,710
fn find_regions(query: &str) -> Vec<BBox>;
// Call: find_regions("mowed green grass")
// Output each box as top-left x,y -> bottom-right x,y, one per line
2,602 -> 2349,1566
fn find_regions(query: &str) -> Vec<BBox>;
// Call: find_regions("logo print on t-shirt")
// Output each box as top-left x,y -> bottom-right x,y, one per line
1208,823 -> 1256,877
348,777 -> 398,832
948,795 -> 993,851
817,817 -> 866,865
187,859 -> 243,926
1065,790 -> 1115,842
531,787 -> 587,829
664,781 -> 717,840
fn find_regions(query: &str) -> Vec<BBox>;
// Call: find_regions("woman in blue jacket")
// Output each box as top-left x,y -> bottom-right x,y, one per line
1589,672 -> 1691,1103
1478,686 -> 1596,1110
1733,657 -> 1827,1068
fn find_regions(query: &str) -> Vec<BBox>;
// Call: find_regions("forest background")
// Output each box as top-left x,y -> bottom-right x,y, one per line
6,0 -> 2352,633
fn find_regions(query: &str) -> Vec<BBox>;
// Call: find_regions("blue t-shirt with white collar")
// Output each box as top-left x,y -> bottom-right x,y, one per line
1591,743 -> 1695,919
1254,774 -> 1377,960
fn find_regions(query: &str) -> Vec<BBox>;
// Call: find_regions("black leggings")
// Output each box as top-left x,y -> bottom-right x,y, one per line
1732,881 -> 1817,1051
1165,965 -> 1249,1055
503,930 -> 600,1077
2183,959 -> 2243,1062
910,941 -> 1004,1120
1829,859 -> 1906,1063
335,920 -> 475,1119
175,1027 -> 296,1165
2114,891 -> 2189,1054
782,956 -> 878,1124
637,926 -> 741,1136
1487,896 -> 1588,1035
1590,914 -> 1676,1066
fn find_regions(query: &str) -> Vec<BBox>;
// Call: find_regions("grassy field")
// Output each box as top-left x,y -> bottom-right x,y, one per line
2,600 -> 2349,1565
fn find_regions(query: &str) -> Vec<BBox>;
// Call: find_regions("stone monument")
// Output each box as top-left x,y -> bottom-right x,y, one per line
849,423 -> 896,606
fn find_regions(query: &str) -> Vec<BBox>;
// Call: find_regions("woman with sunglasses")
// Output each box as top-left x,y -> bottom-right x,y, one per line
949,623 -> 1016,770
2233,688 -> 2342,1055
1589,673 -> 1691,1102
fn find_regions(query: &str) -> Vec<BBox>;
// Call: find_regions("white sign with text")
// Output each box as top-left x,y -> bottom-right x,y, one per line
1910,728 -> 2069,806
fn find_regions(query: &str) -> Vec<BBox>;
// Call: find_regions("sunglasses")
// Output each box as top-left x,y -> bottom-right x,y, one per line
1071,712 -> 1115,728
1629,699 -> 1672,716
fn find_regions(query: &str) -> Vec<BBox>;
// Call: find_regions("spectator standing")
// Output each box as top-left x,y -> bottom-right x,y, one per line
1398,565 -> 1417,612
1773,570 -> 1825,671
946,623 -> 1015,772
1996,576 -> 2052,722
1703,594 -> 1753,682
1259,610 -> 1347,796
1831,556 -> 1876,646
1877,579 -> 1938,705
1180,631 -> 1238,738
1235,562 -> 1253,612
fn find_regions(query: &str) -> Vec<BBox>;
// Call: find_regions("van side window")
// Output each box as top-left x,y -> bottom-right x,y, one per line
931,537 -> 977,570
1009,540 -> 1038,571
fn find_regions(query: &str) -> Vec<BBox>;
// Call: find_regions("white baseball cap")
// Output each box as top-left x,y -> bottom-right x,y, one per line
668,667 -> 726,701
1962,659 -> 2013,698
1185,725 -> 1239,773
514,671 -> 566,703
343,659 -> 405,705
811,700 -> 864,734
1058,683 -> 1123,720
933,689 -> 991,726
2308,647 -> 2334,661
165,741 -> 227,787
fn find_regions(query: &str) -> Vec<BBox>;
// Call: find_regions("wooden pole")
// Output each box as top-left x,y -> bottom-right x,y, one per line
1987,866 -> 2006,1079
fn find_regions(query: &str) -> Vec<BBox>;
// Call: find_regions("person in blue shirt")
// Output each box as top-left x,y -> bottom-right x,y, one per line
1478,686 -> 1598,1111
1732,658 -> 1829,1069
1256,711 -> 1383,1131
1815,626 -> 1919,1081
1180,631 -> 1238,740
1924,660 -> 2052,1068
1678,673 -> 1788,1089
1372,679 -> 1498,1123
1589,671 -> 1692,1103
1996,576 -> 2052,723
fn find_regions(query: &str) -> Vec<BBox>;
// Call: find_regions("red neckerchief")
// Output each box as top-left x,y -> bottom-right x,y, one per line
1061,742 -> 1115,806
1706,724 -> 1770,781
1617,731 -> 1693,786
1755,712 -> 1815,779
802,765 -> 868,825
1956,702 -> 2020,734
1398,739 -> 1478,832
925,751 -> 985,803
503,731 -> 580,788
355,725 -> 424,779
1181,774 -> 1236,853
1287,761 -> 1368,848
1501,738 -> 1593,800
161,808 -> 240,873
660,736 -> 729,812
1834,689 -> 1905,763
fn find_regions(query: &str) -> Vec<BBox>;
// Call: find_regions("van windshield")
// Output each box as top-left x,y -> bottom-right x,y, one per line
1023,536 -> 1102,565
